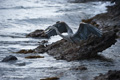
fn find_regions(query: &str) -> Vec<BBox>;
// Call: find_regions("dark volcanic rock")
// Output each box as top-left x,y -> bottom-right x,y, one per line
2,55 -> 18,62
35,45 -> 46,53
26,29 -> 47,38
82,2 -> 120,38
94,70 -> 120,80
26,21 -> 67,38
83,1 -> 120,28
35,31 -> 116,61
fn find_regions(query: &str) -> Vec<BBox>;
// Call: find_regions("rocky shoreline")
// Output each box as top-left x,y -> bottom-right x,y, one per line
12,0 -> 120,80
35,31 -> 116,61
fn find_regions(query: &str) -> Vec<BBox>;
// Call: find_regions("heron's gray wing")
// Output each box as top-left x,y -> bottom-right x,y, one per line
56,22 -> 73,36
64,23 -> 73,35
73,23 -> 102,40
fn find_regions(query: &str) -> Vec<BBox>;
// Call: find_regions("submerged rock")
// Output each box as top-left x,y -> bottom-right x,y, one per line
16,49 -> 35,54
2,55 -> 18,62
26,21 -> 67,38
94,70 -> 120,80
25,55 -> 44,59
16,62 -> 26,66
26,29 -> 47,38
40,77 -> 59,80
70,65 -> 87,70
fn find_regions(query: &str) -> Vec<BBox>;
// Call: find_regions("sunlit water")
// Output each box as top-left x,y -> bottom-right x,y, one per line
0,0 -> 119,80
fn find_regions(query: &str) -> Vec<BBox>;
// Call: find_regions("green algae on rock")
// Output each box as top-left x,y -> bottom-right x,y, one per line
15,49 -> 35,54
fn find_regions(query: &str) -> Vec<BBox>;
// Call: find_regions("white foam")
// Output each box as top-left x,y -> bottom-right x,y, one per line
92,2 -> 114,15
48,35 -> 62,44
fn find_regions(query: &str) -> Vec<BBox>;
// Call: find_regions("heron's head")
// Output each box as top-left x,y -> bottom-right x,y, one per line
79,22 -> 87,27
80,22 -> 86,24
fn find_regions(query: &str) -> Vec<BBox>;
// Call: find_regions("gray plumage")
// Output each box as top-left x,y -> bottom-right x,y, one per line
51,22 -> 102,44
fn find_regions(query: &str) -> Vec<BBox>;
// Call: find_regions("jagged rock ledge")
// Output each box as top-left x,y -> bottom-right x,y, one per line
82,0 -> 120,38
35,31 -> 116,61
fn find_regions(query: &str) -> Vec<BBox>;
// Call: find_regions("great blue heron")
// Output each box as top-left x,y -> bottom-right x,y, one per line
51,22 -> 102,44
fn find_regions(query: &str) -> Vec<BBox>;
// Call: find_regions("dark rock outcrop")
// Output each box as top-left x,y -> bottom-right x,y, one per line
94,1 -> 120,27
35,31 -> 116,61
26,29 -> 47,38
94,70 -> 120,80
82,1 -> 120,38
35,45 -> 46,53
2,55 -> 18,62
16,49 -> 35,54
26,21 -> 68,38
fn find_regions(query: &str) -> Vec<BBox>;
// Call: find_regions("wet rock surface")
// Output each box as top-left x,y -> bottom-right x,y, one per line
40,77 -> 59,80
25,55 -> 44,59
26,29 -> 47,38
81,0 -> 120,38
35,31 -> 116,61
16,49 -> 35,54
83,1 -> 120,35
94,70 -> 120,80
2,55 -> 18,62
35,45 -> 46,53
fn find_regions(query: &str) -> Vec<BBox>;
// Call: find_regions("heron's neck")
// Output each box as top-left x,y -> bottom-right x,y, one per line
53,26 -> 67,39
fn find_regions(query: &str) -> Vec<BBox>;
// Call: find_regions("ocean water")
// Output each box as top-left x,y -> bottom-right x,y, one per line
0,0 -> 119,80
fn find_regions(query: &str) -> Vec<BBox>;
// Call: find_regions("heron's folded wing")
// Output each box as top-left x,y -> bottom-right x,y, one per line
73,23 -> 102,40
